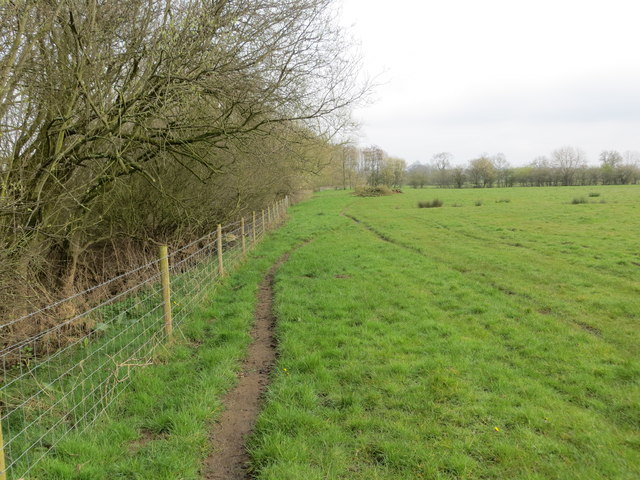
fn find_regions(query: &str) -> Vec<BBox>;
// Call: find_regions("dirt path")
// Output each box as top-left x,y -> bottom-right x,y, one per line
201,253 -> 290,480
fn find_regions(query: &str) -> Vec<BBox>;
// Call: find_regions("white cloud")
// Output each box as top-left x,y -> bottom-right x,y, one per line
341,0 -> 640,165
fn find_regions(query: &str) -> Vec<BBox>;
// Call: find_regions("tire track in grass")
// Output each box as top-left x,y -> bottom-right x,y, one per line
343,212 -> 421,254
202,242 -> 310,480
344,210 -> 542,300
343,211 -> 609,340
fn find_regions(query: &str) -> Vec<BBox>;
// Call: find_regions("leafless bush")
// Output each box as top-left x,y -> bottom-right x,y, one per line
353,185 -> 393,197
418,199 -> 443,208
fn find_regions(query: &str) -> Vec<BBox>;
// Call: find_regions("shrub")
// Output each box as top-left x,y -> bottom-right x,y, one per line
474,200 -> 483,206
571,197 -> 587,204
353,185 -> 393,197
418,199 -> 443,208
495,198 -> 511,203
588,192 -> 601,197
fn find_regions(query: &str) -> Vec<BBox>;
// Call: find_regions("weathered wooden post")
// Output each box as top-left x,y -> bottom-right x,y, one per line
158,245 -> 173,338
241,217 -> 246,255
217,224 -> 224,276
0,417 -> 6,480
261,209 -> 265,236
252,211 -> 257,245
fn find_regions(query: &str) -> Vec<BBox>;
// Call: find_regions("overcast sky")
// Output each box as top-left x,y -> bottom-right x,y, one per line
340,0 -> 640,166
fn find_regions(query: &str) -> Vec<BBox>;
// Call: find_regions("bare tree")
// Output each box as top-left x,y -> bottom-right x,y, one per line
491,153 -> 512,187
551,146 -> 586,186
361,146 -> 386,186
431,152 -> 452,187
0,0 -> 368,317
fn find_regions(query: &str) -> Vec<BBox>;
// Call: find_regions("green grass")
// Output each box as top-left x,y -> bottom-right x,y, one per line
11,186 -> 640,479
7,222 -> 312,479
249,186 -> 640,479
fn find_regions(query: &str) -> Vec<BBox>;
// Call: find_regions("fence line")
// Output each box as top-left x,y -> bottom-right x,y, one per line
0,196 -> 289,479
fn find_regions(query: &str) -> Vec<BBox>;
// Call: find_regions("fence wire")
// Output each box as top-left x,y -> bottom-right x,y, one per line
0,198 -> 289,479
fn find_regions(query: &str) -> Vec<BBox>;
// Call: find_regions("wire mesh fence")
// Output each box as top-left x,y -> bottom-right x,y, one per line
0,197 -> 289,479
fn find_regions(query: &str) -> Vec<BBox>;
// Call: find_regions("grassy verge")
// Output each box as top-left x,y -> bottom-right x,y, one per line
16,198 -> 332,479
249,186 -> 639,480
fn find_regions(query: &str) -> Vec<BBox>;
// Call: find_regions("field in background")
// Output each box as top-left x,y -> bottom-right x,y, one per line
250,185 -> 639,479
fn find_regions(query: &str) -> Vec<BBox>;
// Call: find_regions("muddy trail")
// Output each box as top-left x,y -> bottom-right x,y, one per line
201,252 -> 291,479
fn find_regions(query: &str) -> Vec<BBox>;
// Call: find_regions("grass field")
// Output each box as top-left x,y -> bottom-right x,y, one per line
14,185 -> 639,479
249,186 -> 640,479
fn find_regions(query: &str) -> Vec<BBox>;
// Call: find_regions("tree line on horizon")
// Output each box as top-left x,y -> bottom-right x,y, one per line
313,145 -> 640,189
407,147 -> 640,188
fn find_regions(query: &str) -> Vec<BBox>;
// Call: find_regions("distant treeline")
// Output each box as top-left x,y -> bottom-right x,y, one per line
313,145 -> 640,190
405,148 -> 640,189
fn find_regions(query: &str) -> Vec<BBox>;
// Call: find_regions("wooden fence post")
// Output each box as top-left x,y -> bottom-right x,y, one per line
267,205 -> 272,227
159,245 -> 173,339
0,417 -> 6,480
252,211 -> 257,245
241,217 -> 246,255
261,209 -> 265,235
217,224 -> 224,276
